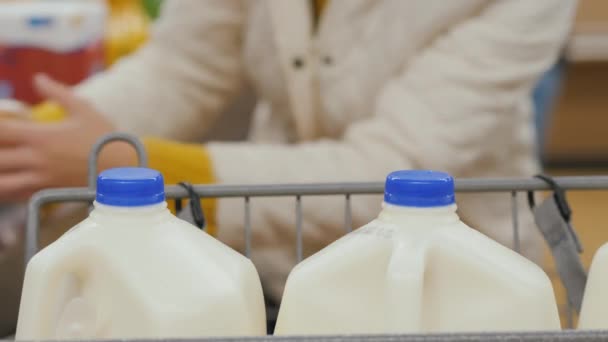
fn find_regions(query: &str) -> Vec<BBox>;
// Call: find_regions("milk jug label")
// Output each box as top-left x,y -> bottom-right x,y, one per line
354,222 -> 395,240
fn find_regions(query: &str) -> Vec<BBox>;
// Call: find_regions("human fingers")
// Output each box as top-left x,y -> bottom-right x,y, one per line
34,74 -> 92,116
0,171 -> 41,202
0,119 -> 35,145
0,147 -> 38,172
0,99 -> 29,119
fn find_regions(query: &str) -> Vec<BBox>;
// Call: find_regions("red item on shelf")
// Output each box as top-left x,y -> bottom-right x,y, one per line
0,1 -> 107,105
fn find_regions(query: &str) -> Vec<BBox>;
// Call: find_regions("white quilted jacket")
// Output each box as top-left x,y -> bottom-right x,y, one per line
78,0 -> 577,299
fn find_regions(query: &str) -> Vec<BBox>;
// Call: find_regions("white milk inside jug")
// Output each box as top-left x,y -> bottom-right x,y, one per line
16,168 -> 266,339
275,170 -> 560,334
578,243 -> 608,329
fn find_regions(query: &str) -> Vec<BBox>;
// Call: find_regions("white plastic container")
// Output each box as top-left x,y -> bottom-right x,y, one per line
275,170 -> 560,334
16,168 -> 266,339
578,243 -> 608,329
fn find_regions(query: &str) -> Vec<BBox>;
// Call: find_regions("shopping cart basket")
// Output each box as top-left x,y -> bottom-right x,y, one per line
20,133 -> 608,341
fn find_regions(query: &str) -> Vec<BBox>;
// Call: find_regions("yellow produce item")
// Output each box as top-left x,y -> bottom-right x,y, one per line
105,0 -> 150,65
30,101 -> 65,122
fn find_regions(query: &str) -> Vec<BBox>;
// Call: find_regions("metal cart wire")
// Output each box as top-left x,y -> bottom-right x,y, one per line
20,133 -> 608,341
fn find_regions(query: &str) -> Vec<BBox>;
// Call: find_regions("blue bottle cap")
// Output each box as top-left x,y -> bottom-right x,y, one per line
96,167 -> 165,207
384,170 -> 455,207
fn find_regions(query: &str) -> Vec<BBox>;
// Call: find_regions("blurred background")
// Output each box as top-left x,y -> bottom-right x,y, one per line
0,0 -> 608,336
1,0 -> 607,165
546,0 -> 608,168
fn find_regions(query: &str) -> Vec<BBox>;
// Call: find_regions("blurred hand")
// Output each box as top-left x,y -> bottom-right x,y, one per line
0,99 -> 28,119
0,205 -> 25,255
0,74 -> 137,202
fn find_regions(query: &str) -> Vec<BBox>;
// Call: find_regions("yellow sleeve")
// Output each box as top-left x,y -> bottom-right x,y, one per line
143,137 -> 217,236
31,102 -> 217,235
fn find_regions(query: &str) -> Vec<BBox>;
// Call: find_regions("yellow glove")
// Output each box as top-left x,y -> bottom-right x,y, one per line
31,102 -> 217,235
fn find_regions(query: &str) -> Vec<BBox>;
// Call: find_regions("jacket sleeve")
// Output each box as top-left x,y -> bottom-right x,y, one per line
206,0 -> 577,296
77,0 -> 246,141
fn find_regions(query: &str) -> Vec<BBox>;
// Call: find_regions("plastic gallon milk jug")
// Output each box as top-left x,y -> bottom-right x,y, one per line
578,243 -> 608,329
275,170 -> 560,334
16,168 -> 266,339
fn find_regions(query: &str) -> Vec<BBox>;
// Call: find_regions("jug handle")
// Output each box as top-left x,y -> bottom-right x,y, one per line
87,132 -> 148,189
17,251 -> 89,339
385,241 -> 427,332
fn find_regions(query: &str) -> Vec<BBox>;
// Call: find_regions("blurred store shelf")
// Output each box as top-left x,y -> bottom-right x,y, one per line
567,0 -> 608,62
567,27 -> 608,62
543,0 -> 608,167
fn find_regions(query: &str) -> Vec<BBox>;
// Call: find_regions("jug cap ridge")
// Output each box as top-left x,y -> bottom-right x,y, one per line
384,170 -> 455,207
96,167 -> 166,206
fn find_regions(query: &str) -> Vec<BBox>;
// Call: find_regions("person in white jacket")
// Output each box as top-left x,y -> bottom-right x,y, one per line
0,0 -> 576,300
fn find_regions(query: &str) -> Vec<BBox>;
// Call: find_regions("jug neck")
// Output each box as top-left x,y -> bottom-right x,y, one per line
90,201 -> 169,222
378,202 -> 459,225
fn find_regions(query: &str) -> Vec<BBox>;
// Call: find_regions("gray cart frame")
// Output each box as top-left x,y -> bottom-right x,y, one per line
20,133 -> 608,341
